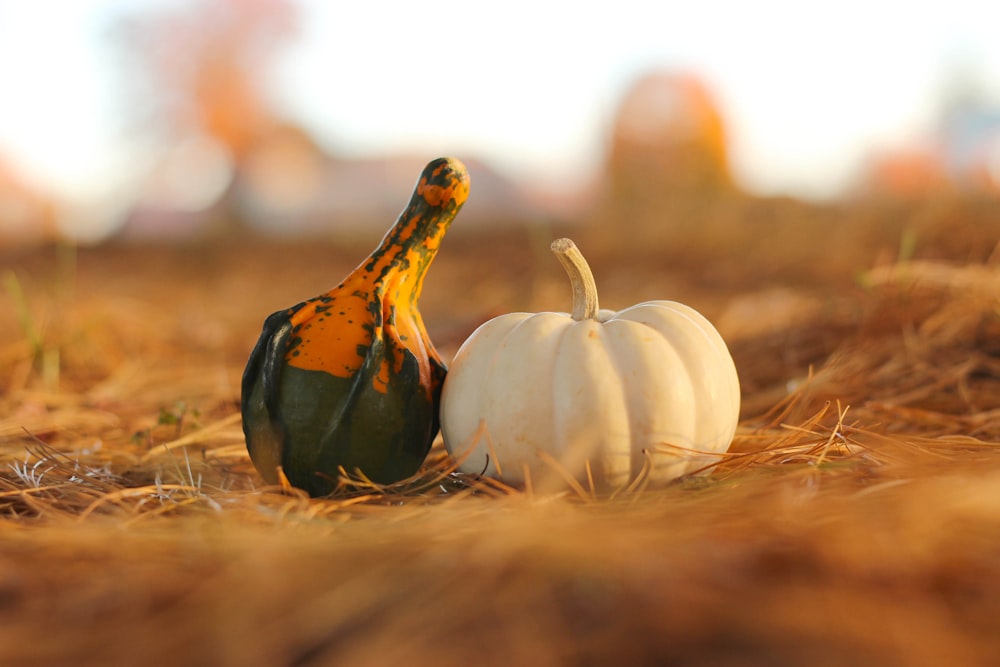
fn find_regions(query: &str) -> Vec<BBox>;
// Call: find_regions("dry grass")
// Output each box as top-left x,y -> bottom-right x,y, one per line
0,203 -> 999,666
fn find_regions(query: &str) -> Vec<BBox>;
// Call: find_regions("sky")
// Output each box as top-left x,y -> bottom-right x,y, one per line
1,0 -> 999,217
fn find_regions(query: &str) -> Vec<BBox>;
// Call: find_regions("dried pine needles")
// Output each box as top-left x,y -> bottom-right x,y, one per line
0,231 -> 998,666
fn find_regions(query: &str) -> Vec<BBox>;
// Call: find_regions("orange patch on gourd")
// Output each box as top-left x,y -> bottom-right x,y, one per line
284,282 -> 374,376
279,158 -> 466,392
417,163 -> 470,208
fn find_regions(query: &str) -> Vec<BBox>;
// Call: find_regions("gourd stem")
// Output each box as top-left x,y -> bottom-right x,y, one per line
550,238 -> 599,321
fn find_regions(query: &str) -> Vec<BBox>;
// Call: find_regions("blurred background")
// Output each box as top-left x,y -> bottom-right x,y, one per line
0,0 -> 999,247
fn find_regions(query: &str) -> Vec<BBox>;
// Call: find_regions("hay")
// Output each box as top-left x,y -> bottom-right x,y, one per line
0,222 -> 999,666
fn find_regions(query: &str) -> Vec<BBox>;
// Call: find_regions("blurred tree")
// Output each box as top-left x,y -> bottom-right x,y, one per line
113,0 -> 298,162
608,72 -> 734,204
936,75 -> 1000,194
597,71 -> 737,252
110,0 -> 301,238
862,148 -> 948,198
0,157 -> 56,246
858,66 -> 1000,200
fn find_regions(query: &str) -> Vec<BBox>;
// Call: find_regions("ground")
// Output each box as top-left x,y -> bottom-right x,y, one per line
0,197 -> 999,666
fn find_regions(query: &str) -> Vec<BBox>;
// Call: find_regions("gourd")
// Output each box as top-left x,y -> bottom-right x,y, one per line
242,157 -> 469,496
440,238 -> 739,491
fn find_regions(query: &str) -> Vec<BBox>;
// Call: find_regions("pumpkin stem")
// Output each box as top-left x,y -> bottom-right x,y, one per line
550,238 -> 599,321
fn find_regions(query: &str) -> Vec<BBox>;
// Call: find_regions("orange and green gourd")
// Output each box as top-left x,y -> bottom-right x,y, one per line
241,157 -> 470,496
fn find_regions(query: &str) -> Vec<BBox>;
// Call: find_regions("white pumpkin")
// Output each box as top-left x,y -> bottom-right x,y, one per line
440,238 -> 740,491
